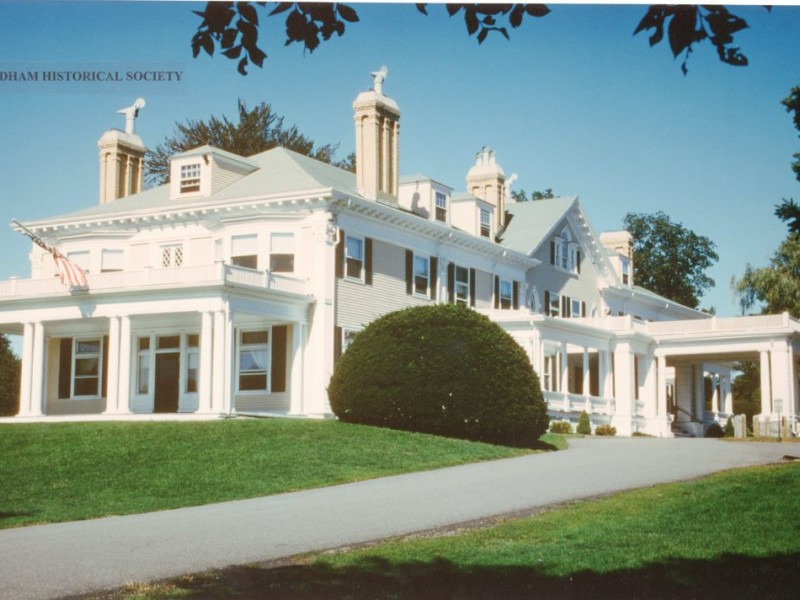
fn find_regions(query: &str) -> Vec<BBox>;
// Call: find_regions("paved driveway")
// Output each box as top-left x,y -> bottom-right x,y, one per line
0,438 -> 791,600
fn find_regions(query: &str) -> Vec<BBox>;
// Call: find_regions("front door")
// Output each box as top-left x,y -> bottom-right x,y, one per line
154,352 -> 180,413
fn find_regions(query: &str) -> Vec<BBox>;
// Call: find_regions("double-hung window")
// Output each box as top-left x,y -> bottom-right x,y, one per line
73,338 -> 102,397
180,163 -> 201,193
455,266 -> 470,305
270,232 -> 295,273
345,235 -> 364,280
414,255 -> 429,296
231,234 -> 258,269
547,291 -> 560,317
435,192 -> 447,222
552,228 -> 580,274
480,209 -> 491,238
571,298 -> 583,319
499,279 -> 513,310
238,329 -> 269,392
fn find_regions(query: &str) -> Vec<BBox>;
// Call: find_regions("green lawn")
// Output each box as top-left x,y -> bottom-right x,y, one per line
0,419 -> 558,529
92,460 -> 800,599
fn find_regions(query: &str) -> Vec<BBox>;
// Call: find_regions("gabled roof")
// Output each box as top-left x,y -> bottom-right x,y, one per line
500,196 -> 578,255
23,147 -> 359,227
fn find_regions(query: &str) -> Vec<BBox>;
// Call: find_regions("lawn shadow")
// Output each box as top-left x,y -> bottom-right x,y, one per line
141,552 -> 800,599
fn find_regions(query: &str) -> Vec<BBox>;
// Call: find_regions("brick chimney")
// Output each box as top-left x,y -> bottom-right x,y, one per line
353,67 -> 400,202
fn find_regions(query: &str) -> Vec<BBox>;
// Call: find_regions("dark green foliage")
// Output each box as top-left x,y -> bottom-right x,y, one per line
623,211 -> 718,309
577,410 -> 591,435
705,423 -> 724,438
511,188 -> 555,202
0,334 -> 20,416
328,305 -> 549,447
549,420 -> 572,434
724,416 -> 734,437
594,424 -> 616,437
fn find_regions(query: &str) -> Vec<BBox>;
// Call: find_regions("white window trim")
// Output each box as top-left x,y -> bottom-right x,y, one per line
571,298 -> 583,319
553,228 -> 579,275
548,290 -> 561,318
479,208 -> 491,238
236,327 -> 271,395
72,337 -> 103,400
413,254 -> 430,298
180,162 -> 202,194
160,243 -> 184,268
344,234 -> 365,282
342,327 -> 361,354
434,191 -> 448,223
499,278 -> 513,310
454,264 -> 470,306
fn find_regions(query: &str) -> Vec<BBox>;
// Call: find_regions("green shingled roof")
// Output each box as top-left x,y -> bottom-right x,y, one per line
500,196 -> 578,255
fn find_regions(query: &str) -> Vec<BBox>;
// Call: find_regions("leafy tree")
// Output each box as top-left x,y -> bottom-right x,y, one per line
511,188 -> 554,202
146,99 -> 354,186
191,3 -> 758,76
770,87 -> 800,232
731,360 -> 760,427
622,211 -> 719,309
0,334 -> 20,416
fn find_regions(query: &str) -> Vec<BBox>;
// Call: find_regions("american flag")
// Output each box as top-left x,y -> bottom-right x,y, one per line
12,219 -> 89,290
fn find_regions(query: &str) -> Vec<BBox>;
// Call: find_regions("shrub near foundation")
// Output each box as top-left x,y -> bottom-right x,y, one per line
328,305 -> 549,448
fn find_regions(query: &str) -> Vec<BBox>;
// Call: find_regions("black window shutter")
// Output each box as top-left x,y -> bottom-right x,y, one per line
550,241 -> 555,265
58,338 -> 72,399
513,281 -> 519,310
577,250 -> 581,274
405,250 -> 413,295
430,257 -> 438,301
335,230 -> 344,279
447,262 -> 455,304
581,301 -> 586,317
563,295 -> 569,317
334,326 -> 342,364
101,335 -> 109,398
469,268 -> 476,307
364,238 -> 373,285
544,291 -> 550,316
271,325 -> 287,393
493,275 -> 500,309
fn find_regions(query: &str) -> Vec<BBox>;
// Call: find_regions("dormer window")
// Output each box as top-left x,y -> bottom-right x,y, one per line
621,257 -> 630,285
435,191 -> 447,222
180,163 -> 201,193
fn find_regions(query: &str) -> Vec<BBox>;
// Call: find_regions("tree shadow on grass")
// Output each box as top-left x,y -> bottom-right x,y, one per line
156,553 -> 800,599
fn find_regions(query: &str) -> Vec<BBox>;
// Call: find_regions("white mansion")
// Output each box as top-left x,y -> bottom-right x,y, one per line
2,72 -> 798,437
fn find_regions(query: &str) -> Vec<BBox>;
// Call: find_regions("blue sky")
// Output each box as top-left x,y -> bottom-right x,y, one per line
1,2 -> 799,318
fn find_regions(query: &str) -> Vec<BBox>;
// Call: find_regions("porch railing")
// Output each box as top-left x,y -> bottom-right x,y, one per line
0,263 -> 310,299
544,390 -> 613,415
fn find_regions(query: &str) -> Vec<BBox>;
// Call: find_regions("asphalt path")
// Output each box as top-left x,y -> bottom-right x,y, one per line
0,437 -> 792,600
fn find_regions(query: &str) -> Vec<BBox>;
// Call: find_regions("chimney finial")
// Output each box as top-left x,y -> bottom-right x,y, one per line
370,66 -> 388,95
117,98 -> 146,135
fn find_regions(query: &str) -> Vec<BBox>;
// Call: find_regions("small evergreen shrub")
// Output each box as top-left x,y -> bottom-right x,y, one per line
549,420 -> 572,434
705,423 -> 724,438
576,410 -> 591,435
328,304 -> 549,447
594,424 -> 617,436
724,416 -> 734,437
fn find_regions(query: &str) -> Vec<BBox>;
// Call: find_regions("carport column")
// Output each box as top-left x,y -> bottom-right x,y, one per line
582,347 -> 591,397
693,365 -> 705,419
103,316 -> 121,414
559,342 -> 569,407
212,310 -> 227,414
770,340 -> 793,416
197,311 -> 214,414
642,353 -> 657,418
759,349 -> 772,416
612,342 -> 634,435
221,309 -> 235,415
656,354 -> 672,437
722,375 -> 733,415
289,322 -> 307,415
710,375 -> 720,414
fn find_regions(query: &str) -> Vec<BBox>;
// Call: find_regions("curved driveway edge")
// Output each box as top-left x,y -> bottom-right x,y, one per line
0,438 -> 792,600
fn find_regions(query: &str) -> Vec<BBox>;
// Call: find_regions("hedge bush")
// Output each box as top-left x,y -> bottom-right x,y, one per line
594,424 -> 617,436
549,420 -> 572,434
328,304 -> 549,447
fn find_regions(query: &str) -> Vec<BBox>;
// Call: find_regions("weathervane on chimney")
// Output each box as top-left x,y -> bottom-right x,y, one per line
117,98 -> 146,135
371,66 -> 388,95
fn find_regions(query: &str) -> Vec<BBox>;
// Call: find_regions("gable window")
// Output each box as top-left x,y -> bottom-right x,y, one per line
180,163 -> 201,193
73,338 -> 102,397
238,329 -> 269,392
231,234 -> 258,269
551,228 -> 580,274
270,232 -> 295,273
479,209 -> 491,238
435,191 -> 447,222
161,244 -> 183,268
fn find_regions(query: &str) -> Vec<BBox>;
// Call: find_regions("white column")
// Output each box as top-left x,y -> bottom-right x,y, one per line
582,348 -> 591,397
770,341 -> 792,416
103,316 -> 121,414
18,322 -> 34,416
612,343 -> 635,435
198,311 -> 214,414
559,343 -> 569,411
117,316 -> 132,414
759,350 -> 772,415
221,309 -> 235,415
289,322 -> 306,415
710,375 -> 720,414
28,322 -> 45,417
642,353 -> 658,418
722,375 -> 733,415
656,354 -> 671,437
212,310 -> 226,414
694,366 -> 706,419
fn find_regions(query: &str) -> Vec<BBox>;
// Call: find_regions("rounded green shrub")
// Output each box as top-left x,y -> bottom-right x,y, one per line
328,304 -> 549,447
724,416 -> 734,437
549,420 -> 572,434
576,410 -> 591,435
594,424 -> 617,436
